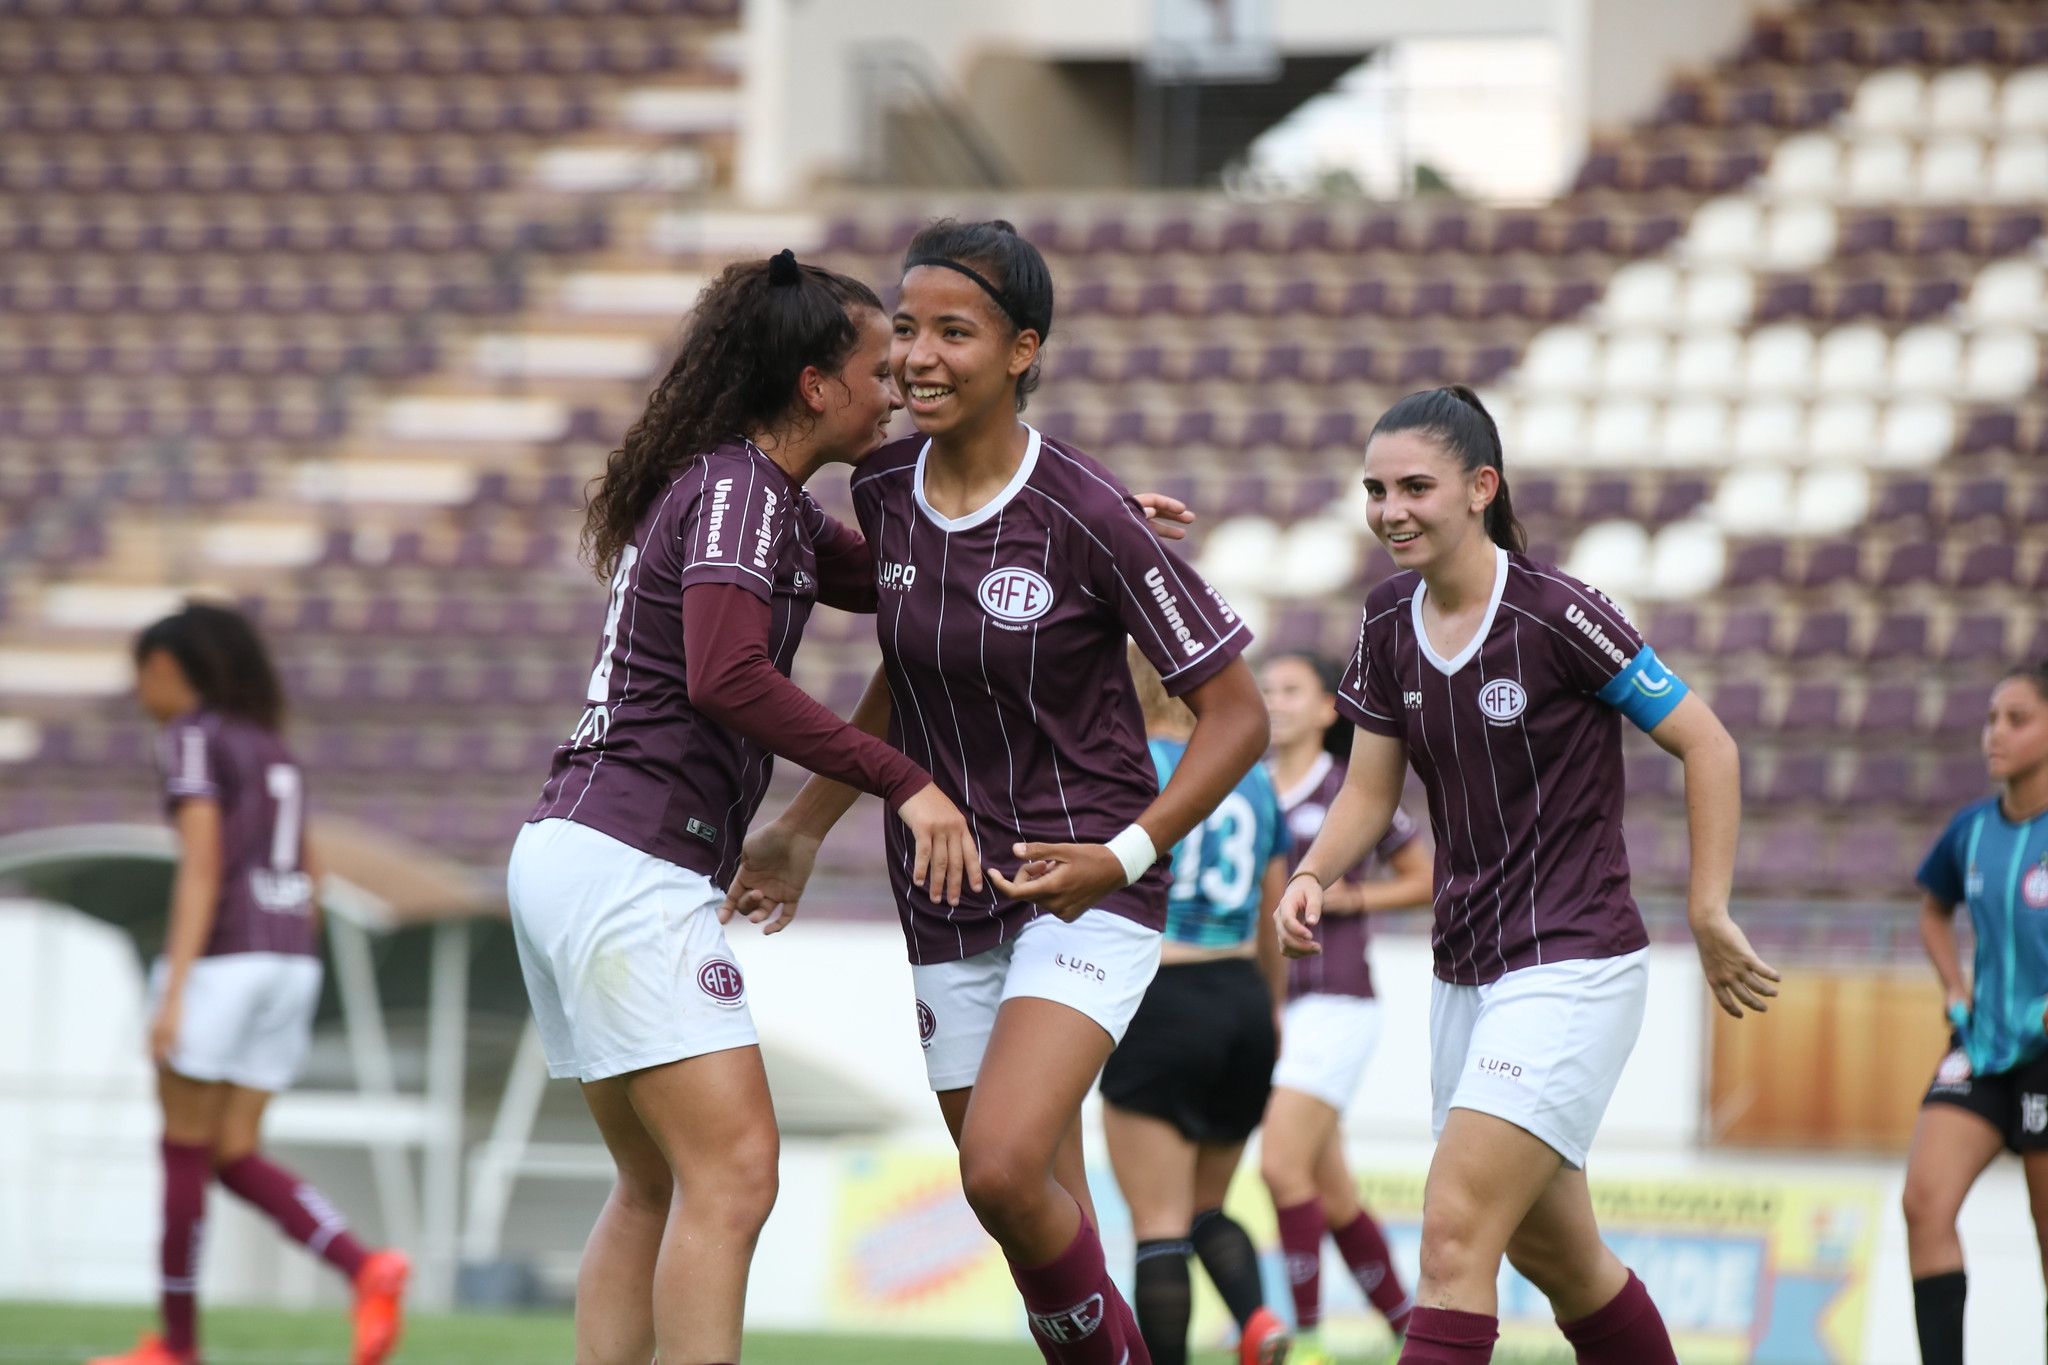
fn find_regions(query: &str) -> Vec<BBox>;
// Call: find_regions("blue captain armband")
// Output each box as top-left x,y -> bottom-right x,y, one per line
1596,645 -> 1690,733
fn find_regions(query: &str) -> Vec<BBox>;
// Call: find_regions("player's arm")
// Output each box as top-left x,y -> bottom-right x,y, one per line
152,797 -> 225,1065
991,656 -> 1269,922
1646,691 -> 1780,1019
1254,854 -> 1287,1005
1274,727 -> 1406,957
1348,836 -> 1433,914
1917,892 -> 1971,1024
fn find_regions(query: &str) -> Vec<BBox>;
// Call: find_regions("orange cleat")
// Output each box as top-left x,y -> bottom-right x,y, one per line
84,1332 -> 195,1365
350,1249 -> 411,1365
1238,1305 -> 1292,1365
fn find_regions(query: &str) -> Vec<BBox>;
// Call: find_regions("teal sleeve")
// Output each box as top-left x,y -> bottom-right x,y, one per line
1595,644 -> 1689,733
1915,812 -> 1971,906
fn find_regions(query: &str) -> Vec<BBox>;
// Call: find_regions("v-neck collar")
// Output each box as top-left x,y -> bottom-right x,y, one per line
1275,750 -> 1335,809
1411,546 -> 1509,677
913,425 -> 1040,533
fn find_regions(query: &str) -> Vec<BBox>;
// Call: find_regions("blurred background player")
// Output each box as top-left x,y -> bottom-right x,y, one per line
1100,644 -> 1293,1365
1257,651 -> 1432,1359
1902,661 -> 2048,1365
1277,387 -> 1780,1365
96,604 -> 407,1365
510,253 -> 979,1365
728,218 -> 1270,1365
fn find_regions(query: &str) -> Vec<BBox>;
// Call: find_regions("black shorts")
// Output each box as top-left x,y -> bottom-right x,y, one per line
1922,1033 -> 2048,1153
1100,957 -> 1277,1145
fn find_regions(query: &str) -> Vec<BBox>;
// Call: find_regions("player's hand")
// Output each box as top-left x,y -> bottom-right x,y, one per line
1946,993 -> 1972,1032
1136,493 -> 1195,541
1690,911 -> 1781,1018
987,841 -> 1125,921
720,819 -> 821,934
1275,873 -> 1324,958
897,783 -> 983,907
149,995 -> 181,1066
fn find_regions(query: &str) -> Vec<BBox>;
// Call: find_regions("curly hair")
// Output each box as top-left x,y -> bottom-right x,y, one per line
134,602 -> 286,732
582,252 -> 884,578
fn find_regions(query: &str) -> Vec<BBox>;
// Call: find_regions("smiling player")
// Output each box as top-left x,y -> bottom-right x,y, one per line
1275,386 -> 1779,1365
728,219 -> 1272,1365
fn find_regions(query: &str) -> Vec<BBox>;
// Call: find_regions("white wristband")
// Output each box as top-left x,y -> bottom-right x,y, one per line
1104,824 -> 1158,887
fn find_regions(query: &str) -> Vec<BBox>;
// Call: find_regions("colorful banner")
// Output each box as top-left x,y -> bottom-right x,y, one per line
825,1144 -> 1883,1362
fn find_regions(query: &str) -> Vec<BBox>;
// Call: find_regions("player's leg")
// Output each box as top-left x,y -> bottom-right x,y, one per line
1316,1132 -> 1412,1334
575,1076 -> 672,1365
2026,1147 -> 2048,1359
1190,1140 -> 1290,1365
1901,1103 -> 2005,1365
151,1069 -> 228,1365
1260,1085 -> 1341,1343
1103,1103 -> 1199,1365
1502,1164 -> 1674,1364
626,1047 -> 778,1365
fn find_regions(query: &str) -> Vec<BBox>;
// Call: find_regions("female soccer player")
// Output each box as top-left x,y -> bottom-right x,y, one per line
1100,646 -> 1293,1365
1901,662 -> 2048,1365
728,219 -> 1272,1365
1275,386 -> 1779,1365
1258,652 -> 1432,1361
512,251 -> 983,1365
95,603 -> 407,1365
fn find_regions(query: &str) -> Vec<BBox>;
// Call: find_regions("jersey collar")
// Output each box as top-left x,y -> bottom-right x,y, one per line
1274,750 -> 1334,809
912,425 -> 1041,533
1411,545 -> 1509,677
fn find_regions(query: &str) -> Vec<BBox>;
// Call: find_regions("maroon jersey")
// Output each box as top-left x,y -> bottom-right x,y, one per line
1338,549 -> 1654,986
158,712 -> 316,958
851,428 -> 1251,963
532,440 -> 879,882
1276,752 -> 1421,1000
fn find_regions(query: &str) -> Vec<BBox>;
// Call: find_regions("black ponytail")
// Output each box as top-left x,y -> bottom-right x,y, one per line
1368,385 -> 1527,554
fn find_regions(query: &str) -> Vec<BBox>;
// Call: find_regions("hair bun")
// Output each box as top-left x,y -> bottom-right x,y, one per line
767,249 -> 802,285
989,219 -> 1018,235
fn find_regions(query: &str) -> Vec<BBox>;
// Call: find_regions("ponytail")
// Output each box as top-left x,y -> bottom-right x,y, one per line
1368,385 -> 1527,554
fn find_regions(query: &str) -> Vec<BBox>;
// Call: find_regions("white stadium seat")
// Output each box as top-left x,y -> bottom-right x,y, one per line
1194,515 -> 1282,594
1918,136 -> 1986,200
1889,326 -> 1963,394
1807,397 -> 1880,461
1732,398 -> 1806,462
1658,398 -> 1730,465
1518,398 -> 1585,466
2001,68 -> 2048,132
1603,261 -> 1683,328
1845,137 -> 1916,202
382,396 -> 570,443
1929,68 -> 1999,133
1273,519 -> 1360,598
1765,134 -> 1841,198
1964,258 -> 2045,326
1791,466 -> 1873,537
1588,399 -> 1658,465
1519,326 -> 1600,392
1671,331 -> 1743,395
1762,203 -> 1838,269
1963,329 -> 2041,399
1682,266 -> 1756,328
1599,332 -> 1670,392
1681,197 -> 1765,263
1852,69 -> 1926,132
1742,326 -> 1815,394
295,461 -> 480,505
1708,465 -> 1795,532
472,334 -> 659,380
1564,520 -> 1650,596
1645,519 -> 1727,600
1877,399 -> 1957,467
201,523 -> 325,568
1989,135 -> 2048,200
1814,325 -> 1890,395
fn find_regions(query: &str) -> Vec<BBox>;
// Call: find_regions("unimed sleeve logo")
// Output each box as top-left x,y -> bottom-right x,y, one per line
978,566 -> 1055,624
697,958 -> 746,1007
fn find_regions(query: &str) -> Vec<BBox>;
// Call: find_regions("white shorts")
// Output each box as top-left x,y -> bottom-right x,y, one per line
1430,949 -> 1649,1169
148,952 -> 323,1092
508,818 -> 758,1083
913,909 -> 1163,1092
1272,994 -> 1383,1113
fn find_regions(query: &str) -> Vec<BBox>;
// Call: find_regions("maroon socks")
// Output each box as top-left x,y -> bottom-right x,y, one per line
1331,1208 -> 1413,1333
1273,1198 -> 1326,1332
215,1153 -> 369,1279
1008,1216 -> 1145,1364
159,1141 -> 211,1358
1398,1306 -> 1498,1362
1558,1271 -> 1677,1365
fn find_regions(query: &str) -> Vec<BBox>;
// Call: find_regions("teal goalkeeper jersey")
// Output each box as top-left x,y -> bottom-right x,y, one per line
1918,796 -> 2048,1075
1149,737 -> 1288,949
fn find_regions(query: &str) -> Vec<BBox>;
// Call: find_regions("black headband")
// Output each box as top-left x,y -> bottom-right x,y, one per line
904,256 -> 1032,332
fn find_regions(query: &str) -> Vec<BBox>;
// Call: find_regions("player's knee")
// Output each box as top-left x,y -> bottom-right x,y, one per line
612,1162 -> 674,1218
1416,1200 -> 1498,1289
1900,1178 -> 1957,1240
958,1144 -> 1040,1231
